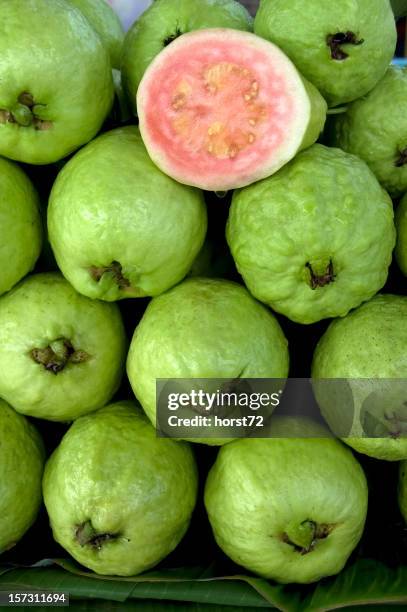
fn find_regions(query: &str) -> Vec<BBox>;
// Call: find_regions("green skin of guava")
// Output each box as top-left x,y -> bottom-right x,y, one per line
121,0 -> 252,110
68,0 -> 124,69
43,401 -> 198,576
0,399 -> 45,553
126,277 -> 289,445
0,272 -> 127,422
399,461 -> 407,522
48,127 -> 207,302
204,415 -> 368,584
0,0 -> 114,165
329,67 -> 407,198
396,192 -> 407,275
0,157 -> 42,295
226,144 -> 395,325
312,294 -> 407,461
254,0 -> 396,107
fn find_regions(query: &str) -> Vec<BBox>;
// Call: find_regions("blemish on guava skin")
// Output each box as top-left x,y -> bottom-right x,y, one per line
30,339 -> 90,374
306,260 -> 335,290
89,260 -> 131,290
75,520 -> 122,550
395,148 -> 407,167
326,32 -> 364,60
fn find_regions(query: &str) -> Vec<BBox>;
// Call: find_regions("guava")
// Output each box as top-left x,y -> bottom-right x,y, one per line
226,144 -> 395,324
0,157 -> 42,296
395,192 -> 407,275
204,415 -> 368,584
136,28 -> 327,191
0,0 -> 114,165
48,127 -> 206,301
43,401 -> 198,576
127,277 -> 289,443
122,0 -> 252,104
0,272 -> 126,422
254,0 -> 396,107
0,399 -> 45,554
67,0 -> 124,68
312,294 -> 407,461
399,461 -> 407,522
329,67 -> 407,198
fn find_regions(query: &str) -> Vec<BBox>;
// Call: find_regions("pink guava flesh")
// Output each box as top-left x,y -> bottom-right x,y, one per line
137,29 -> 311,191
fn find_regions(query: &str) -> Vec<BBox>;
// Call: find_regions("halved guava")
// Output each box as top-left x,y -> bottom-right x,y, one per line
137,28 -> 327,192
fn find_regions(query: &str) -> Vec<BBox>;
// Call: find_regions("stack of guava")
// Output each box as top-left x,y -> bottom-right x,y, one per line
0,0 -> 406,593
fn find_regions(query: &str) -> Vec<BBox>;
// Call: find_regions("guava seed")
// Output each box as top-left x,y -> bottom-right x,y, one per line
327,31 -> 364,60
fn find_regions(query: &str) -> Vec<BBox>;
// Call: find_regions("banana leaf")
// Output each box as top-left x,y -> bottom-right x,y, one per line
0,558 -> 406,611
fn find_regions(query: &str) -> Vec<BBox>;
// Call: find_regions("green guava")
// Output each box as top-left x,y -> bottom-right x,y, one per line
254,0 -> 397,107
399,461 -> 407,522
67,0 -> 124,68
0,157 -> 42,296
226,144 -> 395,324
312,294 -> 407,461
0,272 -> 126,422
395,192 -> 407,275
329,67 -> 407,197
0,399 -> 45,553
0,0 -> 114,164
43,401 -> 198,576
127,277 -> 289,444
204,415 -> 368,584
137,28 -> 327,191
121,0 -> 253,105
48,127 -> 207,301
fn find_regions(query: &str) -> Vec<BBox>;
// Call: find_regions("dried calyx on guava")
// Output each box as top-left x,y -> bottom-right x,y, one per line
137,28 -> 327,192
